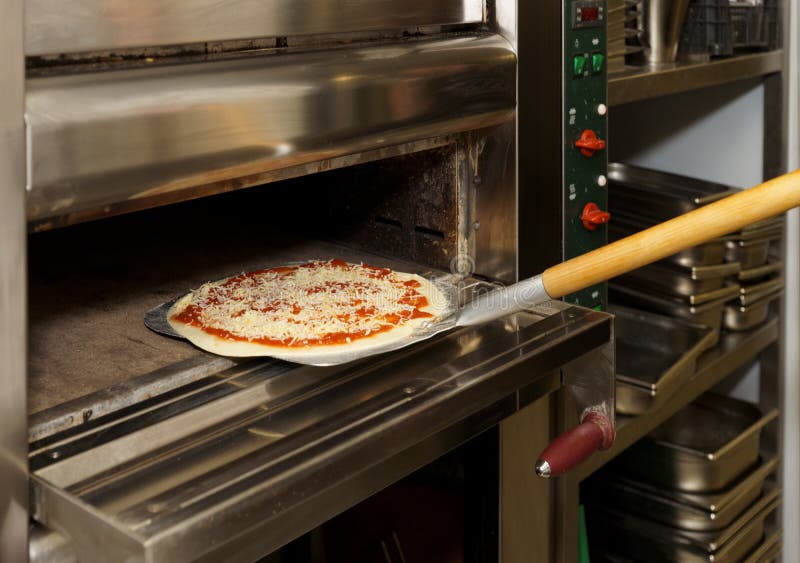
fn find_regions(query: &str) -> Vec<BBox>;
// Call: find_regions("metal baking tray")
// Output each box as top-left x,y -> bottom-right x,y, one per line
593,529 -> 782,563
724,288 -> 783,332
608,164 -> 783,243
586,487 -> 780,563
738,216 -> 783,236
612,305 -> 716,415
725,238 -> 779,269
739,261 -> 782,283
613,278 -> 741,307
736,277 -> 784,307
610,283 -> 739,336
614,393 -> 779,492
614,261 -> 740,300
608,163 -> 738,223
584,456 -> 778,531
723,223 -> 783,243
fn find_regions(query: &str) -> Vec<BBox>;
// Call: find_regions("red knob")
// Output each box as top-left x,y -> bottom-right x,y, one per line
575,129 -> 606,157
581,202 -> 611,231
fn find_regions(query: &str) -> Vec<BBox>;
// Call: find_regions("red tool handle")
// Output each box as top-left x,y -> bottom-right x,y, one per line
535,412 -> 615,478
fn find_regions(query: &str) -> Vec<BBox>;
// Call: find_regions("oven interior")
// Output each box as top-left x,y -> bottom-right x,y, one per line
28,145 -> 467,413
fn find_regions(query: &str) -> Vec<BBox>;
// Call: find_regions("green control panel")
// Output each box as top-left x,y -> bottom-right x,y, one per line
564,0 -> 608,310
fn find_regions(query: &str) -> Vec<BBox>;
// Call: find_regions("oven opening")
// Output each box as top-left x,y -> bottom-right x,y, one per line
28,144 -> 466,416
26,142 -> 506,561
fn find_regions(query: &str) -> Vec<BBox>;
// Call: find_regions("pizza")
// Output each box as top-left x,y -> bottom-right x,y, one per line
167,259 -> 449,360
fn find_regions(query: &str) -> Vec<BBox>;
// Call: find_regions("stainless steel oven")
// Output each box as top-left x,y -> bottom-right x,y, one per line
1,1 -> 615,561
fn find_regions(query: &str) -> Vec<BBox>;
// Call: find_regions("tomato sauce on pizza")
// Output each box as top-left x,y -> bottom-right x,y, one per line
169,259 -> 437,348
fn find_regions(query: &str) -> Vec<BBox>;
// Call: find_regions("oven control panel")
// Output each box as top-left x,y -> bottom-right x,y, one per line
564,0 -> 607,310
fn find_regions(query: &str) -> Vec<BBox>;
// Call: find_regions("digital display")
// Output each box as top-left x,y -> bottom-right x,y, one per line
579,6 -> 600,21
572,1 -> 603,28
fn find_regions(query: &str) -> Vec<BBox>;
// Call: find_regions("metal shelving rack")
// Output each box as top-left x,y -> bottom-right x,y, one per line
608,50 -> 783,105
556,18 -> 789,560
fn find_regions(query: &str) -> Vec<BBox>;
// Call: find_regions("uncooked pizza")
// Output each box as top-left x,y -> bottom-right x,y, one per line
167,259 -> 449,359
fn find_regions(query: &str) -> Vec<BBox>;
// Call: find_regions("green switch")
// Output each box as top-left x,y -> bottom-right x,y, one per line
591,52 -> 605,73
573,54 -> 587,77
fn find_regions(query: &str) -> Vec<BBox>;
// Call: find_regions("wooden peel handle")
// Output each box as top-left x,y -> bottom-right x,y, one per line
542,169 -> 800,299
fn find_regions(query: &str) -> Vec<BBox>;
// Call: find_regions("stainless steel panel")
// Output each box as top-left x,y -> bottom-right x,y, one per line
473,120 -> 517,283
26,34 -> 516,228
31,306 -> 612,562
0,0 -> 28,560
29,525 -> 77,563
562,340 -> 616,428
26,0 -> 484,56
493,0 -> 516,48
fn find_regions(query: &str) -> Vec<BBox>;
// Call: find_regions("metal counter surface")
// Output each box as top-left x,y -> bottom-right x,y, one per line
30,305 -> 611,562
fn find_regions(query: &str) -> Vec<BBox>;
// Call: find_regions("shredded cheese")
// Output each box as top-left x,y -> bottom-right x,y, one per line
172,260 -> 437,347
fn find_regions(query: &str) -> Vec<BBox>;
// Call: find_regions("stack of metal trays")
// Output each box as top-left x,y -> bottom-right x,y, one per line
608,163 -> 782,335
608,0 -> 645,73
612,305 -> 716,415
610,213 -> 740,337
608,0 -> 627,73
725,217 -> 783,268
586,492 -> 781,563
723,217 -> 784,331
584,393 -> 781,562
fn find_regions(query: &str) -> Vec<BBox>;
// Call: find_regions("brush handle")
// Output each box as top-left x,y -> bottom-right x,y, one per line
542,170 -> 800,299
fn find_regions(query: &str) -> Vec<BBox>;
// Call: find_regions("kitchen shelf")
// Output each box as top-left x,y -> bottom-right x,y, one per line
575,316 -> 779,482
608,50 -> 783,106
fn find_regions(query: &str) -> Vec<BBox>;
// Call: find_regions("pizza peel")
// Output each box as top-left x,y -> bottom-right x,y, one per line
147,170 -> 800,366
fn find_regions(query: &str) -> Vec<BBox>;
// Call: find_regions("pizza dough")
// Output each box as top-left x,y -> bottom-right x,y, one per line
167,260 -> 450,360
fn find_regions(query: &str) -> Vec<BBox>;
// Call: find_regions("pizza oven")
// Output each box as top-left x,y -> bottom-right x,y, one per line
1,2 -> 615,562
